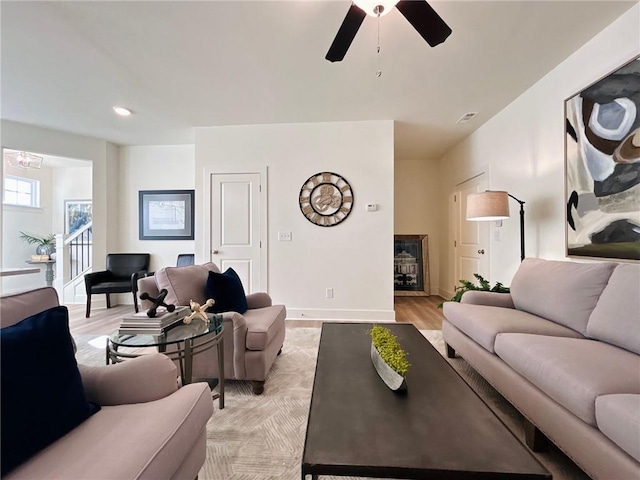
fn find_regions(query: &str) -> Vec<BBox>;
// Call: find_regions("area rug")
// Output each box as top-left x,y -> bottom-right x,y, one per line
74,327 -> 588,480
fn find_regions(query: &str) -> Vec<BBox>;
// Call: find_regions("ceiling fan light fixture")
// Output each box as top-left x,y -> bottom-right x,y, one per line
326,0 -> 451,63
353,0 -> 399,17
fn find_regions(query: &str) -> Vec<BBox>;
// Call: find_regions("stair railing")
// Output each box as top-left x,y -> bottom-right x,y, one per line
55,222 -> 93,294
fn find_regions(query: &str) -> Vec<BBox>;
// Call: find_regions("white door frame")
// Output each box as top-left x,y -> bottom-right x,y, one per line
201,167 -> 269,292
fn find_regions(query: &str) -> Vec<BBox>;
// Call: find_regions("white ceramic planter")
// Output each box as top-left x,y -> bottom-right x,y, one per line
370,342 -> 407,391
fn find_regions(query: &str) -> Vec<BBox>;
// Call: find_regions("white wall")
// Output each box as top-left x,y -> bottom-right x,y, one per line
437,5 -> 640,292
394,158 -> 442,294
195,121 -> 395,320
118,145 -> 196,272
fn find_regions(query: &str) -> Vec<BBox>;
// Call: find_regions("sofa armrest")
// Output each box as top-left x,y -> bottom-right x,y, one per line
460,291 -> 515,308
78,353 -> 177,406
246,292 -> 272,310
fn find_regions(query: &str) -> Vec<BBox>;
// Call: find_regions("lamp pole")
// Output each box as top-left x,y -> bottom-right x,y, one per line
507,194 -> 526,262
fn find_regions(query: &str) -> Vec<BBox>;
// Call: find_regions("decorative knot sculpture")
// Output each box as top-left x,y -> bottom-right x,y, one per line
184,299 -> 215,324
139,289 -> 176,318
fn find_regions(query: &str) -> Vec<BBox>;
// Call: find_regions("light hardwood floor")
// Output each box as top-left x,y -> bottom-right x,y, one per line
66,296 -> 446,336
67,304 -> 126,336
393,295 -> 445,330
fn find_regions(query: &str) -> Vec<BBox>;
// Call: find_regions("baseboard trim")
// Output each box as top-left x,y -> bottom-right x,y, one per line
286,308 -> 395,322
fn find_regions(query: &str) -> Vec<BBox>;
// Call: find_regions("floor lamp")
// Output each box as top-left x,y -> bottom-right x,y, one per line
466,190 -> 526,262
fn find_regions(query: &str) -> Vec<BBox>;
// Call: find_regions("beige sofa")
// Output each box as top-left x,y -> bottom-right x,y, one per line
443,258 -> 640,479
138,262 -> 286,394
1,287 -> 213,479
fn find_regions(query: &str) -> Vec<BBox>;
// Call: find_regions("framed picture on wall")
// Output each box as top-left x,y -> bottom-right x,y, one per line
565,55 -> 640,261
394,235 -> 430,296
65,200 -> 92,235
139,190 -> 195,240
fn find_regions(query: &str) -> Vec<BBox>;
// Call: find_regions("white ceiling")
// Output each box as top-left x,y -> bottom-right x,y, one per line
1,1 -> 636,160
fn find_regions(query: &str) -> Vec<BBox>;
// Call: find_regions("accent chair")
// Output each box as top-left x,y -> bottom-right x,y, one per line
138,262 -> 286,394
84,253 -> 150,318
0,286 -> 213,479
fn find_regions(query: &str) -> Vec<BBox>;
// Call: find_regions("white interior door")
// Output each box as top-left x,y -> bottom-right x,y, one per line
210,173 -> 262,294
454,174 -> 490,286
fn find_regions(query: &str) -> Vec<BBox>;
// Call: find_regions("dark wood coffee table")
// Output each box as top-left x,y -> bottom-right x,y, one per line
301,323 -> 550,480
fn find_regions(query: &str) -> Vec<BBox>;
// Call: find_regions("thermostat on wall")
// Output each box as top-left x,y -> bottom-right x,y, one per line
366,204 -> 378,212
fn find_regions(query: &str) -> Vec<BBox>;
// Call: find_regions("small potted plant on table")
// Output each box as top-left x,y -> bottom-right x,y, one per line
19,231 -> 56,261
370,325 -> 410,392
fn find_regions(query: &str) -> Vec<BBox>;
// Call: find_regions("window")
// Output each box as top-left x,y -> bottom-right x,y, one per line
3,175 -> 40,207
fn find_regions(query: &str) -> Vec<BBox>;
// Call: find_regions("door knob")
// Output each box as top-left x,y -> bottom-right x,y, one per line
477,249 -> 485,255
212,250 -> 219,254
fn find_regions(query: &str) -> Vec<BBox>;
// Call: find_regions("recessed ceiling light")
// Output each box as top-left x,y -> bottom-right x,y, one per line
113,106 -> 132,116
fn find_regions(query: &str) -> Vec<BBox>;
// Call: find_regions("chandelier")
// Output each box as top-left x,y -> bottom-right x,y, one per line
4,150 -> 43,169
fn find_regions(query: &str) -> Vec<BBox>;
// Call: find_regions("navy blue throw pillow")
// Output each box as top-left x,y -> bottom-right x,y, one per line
0,306 -> 100,476
206,268 -> 248,314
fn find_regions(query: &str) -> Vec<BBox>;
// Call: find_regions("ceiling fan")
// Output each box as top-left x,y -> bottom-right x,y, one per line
326,0 -> 452,63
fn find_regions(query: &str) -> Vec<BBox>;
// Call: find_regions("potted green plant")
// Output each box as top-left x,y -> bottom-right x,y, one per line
369,325 -> 410,391
19,231 -> 56,259
438,273 -> 510,308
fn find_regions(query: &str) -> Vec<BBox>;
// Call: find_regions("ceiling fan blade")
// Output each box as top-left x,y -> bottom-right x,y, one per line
325,5 -> 367,63
396,0 -> 452,47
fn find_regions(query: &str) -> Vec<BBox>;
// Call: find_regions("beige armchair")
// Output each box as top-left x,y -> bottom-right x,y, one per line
137,262 -> 286,394
0,287 -> 213,479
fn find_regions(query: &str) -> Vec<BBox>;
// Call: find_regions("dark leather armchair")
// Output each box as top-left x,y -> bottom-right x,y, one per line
84,253 -> 150,317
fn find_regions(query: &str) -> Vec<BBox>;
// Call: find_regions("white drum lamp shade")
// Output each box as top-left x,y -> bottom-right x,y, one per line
466,191 -> 510,221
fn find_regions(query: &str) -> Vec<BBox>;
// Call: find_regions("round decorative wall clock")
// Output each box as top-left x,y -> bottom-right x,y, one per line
299,172 -> 354,227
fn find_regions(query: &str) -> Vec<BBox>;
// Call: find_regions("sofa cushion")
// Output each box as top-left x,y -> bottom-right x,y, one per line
510,258 -> 616,334
595,394 -> 640,462
244,304 -> 287,351
443,302 -> 583,353
206,268 -> 248,314
1,307 -> 100,476
4,383 -> 212,480
494,334 -> 640,426
587,263 -> 640,355
154,262 -> 220,306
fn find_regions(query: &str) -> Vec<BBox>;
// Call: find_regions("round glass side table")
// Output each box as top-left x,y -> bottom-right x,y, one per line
108,314 -> 225,409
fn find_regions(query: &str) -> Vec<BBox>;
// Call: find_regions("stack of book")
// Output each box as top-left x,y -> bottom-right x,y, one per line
119,306 -> 189,335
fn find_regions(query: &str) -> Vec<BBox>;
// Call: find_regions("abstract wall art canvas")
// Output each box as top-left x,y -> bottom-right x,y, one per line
565,56 -> 640,261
